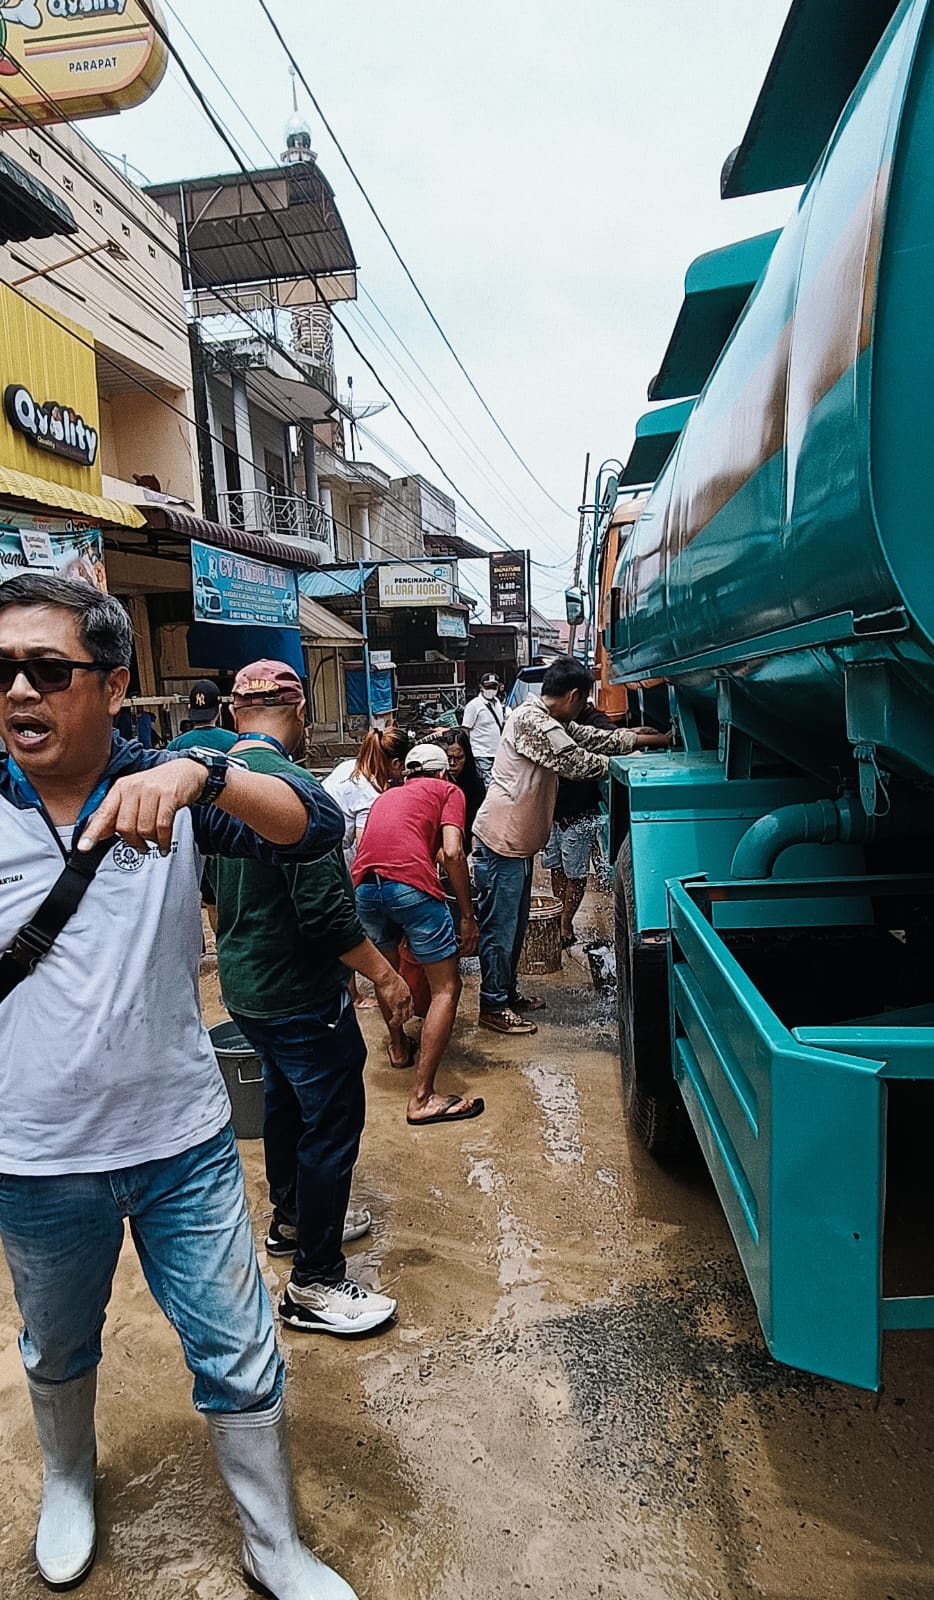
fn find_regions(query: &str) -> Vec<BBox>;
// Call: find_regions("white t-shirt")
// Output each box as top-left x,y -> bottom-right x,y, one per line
0,801 -> 230,1176
462,694 -> 505,759
321,758 -> 380,868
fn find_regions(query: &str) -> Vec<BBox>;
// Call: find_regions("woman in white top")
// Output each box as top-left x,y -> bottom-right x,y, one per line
322,725 -> 410,868
323,725 -> 410,1007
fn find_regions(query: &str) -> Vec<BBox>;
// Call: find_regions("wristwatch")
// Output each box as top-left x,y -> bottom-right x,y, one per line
183,747 -> 245,806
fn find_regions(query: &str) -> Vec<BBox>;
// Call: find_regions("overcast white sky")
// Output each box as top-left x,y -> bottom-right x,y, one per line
87,0 -> 796,613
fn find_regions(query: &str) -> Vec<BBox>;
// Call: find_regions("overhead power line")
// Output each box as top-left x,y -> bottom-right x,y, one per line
254,0 -> 574,521
157,0 -> 568,563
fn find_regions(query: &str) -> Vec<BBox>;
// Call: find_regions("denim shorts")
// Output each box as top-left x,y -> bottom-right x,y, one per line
541,816 -> 597,880
356,876 -> 458,964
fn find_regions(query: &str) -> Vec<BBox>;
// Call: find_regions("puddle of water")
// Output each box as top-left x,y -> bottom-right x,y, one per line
467,1156 -> 545,1324
523,1061 -> 584,1166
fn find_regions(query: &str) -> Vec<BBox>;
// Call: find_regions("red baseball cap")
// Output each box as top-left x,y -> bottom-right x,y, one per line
232,659 -> 304,706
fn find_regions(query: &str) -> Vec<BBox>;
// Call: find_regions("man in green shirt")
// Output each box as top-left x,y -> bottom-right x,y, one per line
168,678 -> 237,752
206,659 -> 412,1336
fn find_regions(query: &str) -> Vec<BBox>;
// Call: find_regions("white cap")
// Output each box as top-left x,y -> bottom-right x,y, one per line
405,742 -> 450,775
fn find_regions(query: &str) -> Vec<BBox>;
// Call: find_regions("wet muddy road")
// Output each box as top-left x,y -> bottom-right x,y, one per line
3,897 -> 934,1599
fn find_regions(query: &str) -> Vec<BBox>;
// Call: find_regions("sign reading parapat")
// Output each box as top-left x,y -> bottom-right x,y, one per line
0,0 -> 168,127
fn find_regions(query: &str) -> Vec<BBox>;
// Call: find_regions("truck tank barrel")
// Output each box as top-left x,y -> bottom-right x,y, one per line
607,0 -> 934,787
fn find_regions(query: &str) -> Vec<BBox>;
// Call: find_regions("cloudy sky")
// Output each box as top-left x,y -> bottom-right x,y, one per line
88,0 -> 797,614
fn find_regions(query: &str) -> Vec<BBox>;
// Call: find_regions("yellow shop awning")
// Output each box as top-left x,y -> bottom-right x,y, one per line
0,464 -> 145,529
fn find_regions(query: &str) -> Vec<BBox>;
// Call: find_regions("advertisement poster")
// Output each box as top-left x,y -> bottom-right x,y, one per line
489,551 -> 527,623
191,538 -> 299,629
0,522 -> 106,590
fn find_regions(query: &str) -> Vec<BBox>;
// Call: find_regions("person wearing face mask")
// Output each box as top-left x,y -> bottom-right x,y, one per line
461,674 -> 505,787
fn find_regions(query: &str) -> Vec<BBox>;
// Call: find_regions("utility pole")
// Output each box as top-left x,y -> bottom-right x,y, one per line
526,549 -> 534,665
567,451 -> 591,657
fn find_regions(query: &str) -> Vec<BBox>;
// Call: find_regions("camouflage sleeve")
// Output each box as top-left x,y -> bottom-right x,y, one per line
512,706 -> 610,781
567,720 -> 640,755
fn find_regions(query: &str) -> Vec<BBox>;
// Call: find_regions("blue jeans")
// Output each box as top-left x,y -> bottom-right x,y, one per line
356,877 -> 459,964
0,1126 -> 282,1414
231,992 -> 366,1288
473,842 -> 534,1012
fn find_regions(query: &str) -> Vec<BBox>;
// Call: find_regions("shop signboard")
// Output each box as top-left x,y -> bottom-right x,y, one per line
489,551 -> 527,623
436,608 -> 467,640
0,520 -> 106,590
378,561 -> 455,608
0,282 -> 102,497
190,539 -> 299,629
0,0 -> 168,129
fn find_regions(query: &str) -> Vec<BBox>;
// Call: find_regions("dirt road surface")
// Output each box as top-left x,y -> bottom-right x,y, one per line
3,896 -> 934,1599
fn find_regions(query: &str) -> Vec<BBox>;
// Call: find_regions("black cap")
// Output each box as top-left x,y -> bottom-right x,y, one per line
188,678 -> 221,725
480,673 -> 501,688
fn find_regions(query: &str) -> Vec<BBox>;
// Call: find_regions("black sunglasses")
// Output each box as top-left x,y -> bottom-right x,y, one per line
0,657 -> 119,695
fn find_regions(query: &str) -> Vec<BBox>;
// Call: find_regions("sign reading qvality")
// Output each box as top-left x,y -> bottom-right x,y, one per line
0,281 -> 103,497
0,0 -> 168,128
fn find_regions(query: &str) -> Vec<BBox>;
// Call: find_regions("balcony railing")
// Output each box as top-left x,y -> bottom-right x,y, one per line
217,488 -> 330,548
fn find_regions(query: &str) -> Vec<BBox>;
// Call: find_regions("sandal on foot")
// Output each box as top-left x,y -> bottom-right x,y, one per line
407,1095 -> 485,1127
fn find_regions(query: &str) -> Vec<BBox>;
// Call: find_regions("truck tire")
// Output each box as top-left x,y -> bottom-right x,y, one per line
614,835 -> 688,1157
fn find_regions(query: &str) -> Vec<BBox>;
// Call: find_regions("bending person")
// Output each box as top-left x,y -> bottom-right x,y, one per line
352,743 -> 483,1126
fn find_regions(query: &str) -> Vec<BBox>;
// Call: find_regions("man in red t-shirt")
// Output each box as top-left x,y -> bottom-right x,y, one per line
353,743 -> 482,1127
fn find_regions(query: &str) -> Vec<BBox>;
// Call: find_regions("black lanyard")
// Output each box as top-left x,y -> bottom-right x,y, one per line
234,733 -> 292,760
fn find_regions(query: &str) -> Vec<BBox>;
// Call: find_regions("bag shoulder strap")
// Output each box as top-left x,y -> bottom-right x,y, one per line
0,835 -> 113,1004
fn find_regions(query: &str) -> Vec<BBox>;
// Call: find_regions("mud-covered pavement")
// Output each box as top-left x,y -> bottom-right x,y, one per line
3,894 -> 934,1599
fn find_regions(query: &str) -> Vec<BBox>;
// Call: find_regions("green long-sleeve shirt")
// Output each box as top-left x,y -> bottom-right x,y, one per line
203,745 -> 366,1019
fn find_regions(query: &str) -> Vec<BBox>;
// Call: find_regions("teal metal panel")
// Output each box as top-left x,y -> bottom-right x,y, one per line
668,880 -> 888,1389
620,399 -> 695,487
721,0 -> 901,198
610,753 -> 870,935
649,232 -> 781,402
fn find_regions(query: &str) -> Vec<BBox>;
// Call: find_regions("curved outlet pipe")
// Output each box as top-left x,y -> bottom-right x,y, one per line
730,795 -> 874,880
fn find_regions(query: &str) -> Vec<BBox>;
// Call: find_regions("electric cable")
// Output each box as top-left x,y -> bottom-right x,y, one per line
254,0 -> 575,520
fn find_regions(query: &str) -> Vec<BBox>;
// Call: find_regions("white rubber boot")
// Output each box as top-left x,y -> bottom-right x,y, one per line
26,1370 -> 97,1590
207,1395 -> 358,1600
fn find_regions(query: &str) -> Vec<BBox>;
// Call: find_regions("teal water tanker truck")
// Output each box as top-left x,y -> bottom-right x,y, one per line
600,0 -> 934,1388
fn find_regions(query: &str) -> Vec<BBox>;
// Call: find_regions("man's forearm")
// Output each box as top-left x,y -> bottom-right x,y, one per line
340,938 -> 394,982
215,767 -> 330,846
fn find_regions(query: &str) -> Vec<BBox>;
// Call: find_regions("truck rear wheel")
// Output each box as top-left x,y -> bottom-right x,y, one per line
614,836 -> 687,1157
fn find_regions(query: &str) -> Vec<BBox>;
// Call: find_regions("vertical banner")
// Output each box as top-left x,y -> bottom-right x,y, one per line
489,550 -> 528,624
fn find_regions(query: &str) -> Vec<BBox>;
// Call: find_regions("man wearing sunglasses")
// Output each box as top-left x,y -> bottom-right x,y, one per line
0,573 -> 361,1599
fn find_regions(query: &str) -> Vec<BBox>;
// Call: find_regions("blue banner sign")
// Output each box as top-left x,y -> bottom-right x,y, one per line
191,539 -> 299,628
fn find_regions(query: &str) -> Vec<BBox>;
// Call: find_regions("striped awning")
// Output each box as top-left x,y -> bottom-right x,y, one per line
0,464 -> 145,528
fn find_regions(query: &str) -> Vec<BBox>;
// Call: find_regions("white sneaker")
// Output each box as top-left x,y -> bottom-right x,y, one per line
264,1207 -> 372,1255
342,1205 -> 372,1243
279,1277 -> 397,1336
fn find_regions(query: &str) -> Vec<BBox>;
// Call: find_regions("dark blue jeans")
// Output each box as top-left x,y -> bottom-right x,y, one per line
473,842 -> 534,1012
230,991 -> 366,1288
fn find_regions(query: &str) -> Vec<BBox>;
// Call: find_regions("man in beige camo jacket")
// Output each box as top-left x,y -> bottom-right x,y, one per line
471,655 -> 671,1034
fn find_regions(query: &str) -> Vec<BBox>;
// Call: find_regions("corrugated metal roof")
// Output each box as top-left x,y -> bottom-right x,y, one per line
143,507 -> 321,570
299,566 -> 375,599
0,150 -> 78,244
299,594 -> 363,646
0,464 -> 144,527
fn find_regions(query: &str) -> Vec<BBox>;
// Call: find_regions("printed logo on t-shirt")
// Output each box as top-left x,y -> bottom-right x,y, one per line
111,840 -> 178,873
